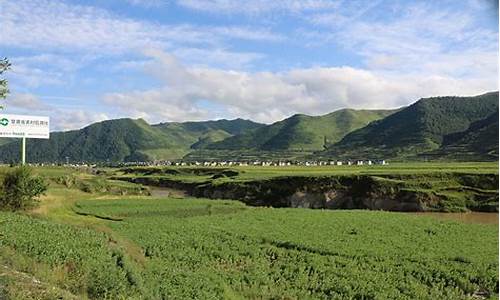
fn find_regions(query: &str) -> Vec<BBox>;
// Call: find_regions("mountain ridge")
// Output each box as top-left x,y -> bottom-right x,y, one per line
205,108 -> 398,151
0,91 -> 497,163
321,91 -> 499,160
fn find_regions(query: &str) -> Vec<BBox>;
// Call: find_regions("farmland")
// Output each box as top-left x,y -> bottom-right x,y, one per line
0,164 -> 498,299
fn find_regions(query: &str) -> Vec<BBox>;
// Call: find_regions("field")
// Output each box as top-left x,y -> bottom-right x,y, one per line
0,164 -> 498,299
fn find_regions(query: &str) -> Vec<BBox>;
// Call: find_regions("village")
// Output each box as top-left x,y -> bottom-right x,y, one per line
160,159 -> 388,167
27,159 -> 388,168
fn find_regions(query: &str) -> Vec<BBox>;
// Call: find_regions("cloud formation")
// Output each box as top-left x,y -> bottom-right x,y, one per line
1,0 -> 497,129
4,93 -> 109,131
0,0 -> 282,54
177,0 -> 340,15
104,50 -> 496,124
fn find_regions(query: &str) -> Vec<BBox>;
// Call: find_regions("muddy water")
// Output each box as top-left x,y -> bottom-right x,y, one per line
412,212 -> 498,225
149,187 -> 186,198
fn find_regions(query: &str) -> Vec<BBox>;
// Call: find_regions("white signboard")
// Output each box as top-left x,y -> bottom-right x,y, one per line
0,114 -> 50,139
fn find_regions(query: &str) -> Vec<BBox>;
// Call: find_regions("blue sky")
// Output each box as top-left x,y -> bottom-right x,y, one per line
1,0 -> 498,130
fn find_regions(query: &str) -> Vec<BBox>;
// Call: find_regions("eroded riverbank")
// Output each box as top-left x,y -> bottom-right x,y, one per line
116,167 -> 499,213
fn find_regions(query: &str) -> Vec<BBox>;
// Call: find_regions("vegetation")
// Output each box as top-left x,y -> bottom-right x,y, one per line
0,166 -> 47,211
1,186 -> 497,298
207,108 -> 396,151
421,111 -> 499,161
0,92 -> 497,163
324,92 -> 499,160
0,118 -> 263,163
0,165 -> 497,299
0,57 -> 10,105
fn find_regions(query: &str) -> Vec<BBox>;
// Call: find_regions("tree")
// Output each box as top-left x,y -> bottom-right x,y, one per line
0,57 -> 11,108
0,166 -> 48,210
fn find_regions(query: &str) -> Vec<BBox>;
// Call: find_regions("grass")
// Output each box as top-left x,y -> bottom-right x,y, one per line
0,165 -> 498,299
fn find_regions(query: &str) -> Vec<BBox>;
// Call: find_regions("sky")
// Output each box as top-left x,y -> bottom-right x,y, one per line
0,0 -> 498,131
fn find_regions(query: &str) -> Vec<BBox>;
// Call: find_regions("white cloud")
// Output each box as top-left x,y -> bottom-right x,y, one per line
2,93 -> 108,131
54,110 -> 110,131
306,2 -> 498,78
177,0 -> 340,15
11,54 -> 82,72
125,0 -> 166,8
172,48 -> 264,69
103,50 -> 496,124
0,0 -> 282,54
7,65 -> 65,88
5,93 -> 53,111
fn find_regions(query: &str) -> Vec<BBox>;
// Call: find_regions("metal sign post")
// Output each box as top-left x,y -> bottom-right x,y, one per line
0,114 -> 50,164
22,137 -> 26,165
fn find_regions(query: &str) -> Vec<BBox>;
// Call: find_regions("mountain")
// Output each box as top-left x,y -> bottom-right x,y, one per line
154,118 -> 263,150
0,118 -> 264,163
322,92 -> 499,160
419,111 -> 499,161
0,92 -> 497,163
204,109 -> 397,151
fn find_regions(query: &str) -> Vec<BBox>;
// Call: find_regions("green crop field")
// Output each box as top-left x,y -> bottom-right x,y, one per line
0,164 -> 498,299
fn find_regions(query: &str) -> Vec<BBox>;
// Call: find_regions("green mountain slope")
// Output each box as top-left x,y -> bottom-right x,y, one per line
154,118 -> 263,151
205,109 -> 397,151
0,118 -> 264,163
323,92 -> 499,160
419,111 -> 499,161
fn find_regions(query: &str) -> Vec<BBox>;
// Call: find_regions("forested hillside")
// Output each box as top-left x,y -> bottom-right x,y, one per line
0,92 -> 497,163
206,109 -> 397,151
0,118 -> 263,162
322,92 -> 499,160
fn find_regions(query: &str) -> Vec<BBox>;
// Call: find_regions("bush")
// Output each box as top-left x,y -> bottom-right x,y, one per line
0,166 -> 47,210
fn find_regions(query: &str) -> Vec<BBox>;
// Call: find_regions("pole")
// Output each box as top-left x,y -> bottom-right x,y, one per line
21,137 -> 26,165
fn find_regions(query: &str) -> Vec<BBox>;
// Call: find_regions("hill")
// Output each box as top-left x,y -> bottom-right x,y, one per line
205,109 -> 397,151
0,118 -> 264,163
0,92 -> 497,163
419,111 -> 499,161
322,92 -> 499,160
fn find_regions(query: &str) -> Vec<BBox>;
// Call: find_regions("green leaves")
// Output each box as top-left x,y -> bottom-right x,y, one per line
0,57 -> 10,103
0,165 -> 48,210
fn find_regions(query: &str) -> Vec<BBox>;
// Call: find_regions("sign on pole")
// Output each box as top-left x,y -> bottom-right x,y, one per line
0,114 -> 50,164
0,114 -> 50,139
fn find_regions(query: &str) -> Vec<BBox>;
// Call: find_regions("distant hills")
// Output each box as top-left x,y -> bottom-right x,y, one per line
0,118 -> 263,162
418,110 -> 499,161
322,92 -> 498,160
205,109 -> 396,151
0,92 -> 497,163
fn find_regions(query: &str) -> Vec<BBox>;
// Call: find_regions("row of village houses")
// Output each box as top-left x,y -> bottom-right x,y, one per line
28,159 -> 387,168
115,159 -> 388,167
